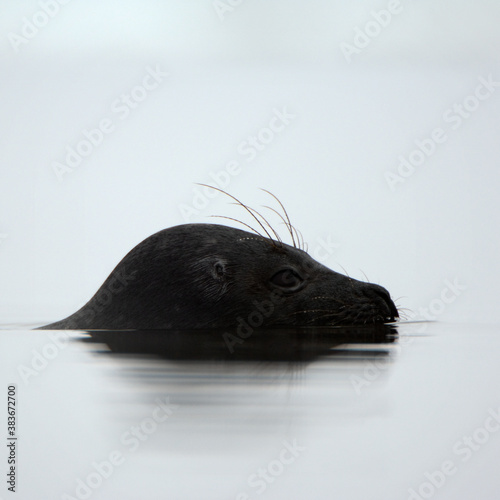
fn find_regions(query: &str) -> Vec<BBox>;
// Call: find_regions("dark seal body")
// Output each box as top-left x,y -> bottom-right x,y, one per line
39,224 -> 398,330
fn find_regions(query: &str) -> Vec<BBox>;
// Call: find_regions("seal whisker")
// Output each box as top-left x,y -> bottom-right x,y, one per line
208,215 -> 266,240
244,205 -> 283,245
262,205 -> 295,247
310,295 -> 343,301
312,297 -> 352,307
197,184 -> 280,247
290,308 -> 341,315
394,296 -> 408,302
260,206 -> 307,252
285,309 -> 343,326
226,202 -> 283,244
287,223 -> 305,252
306,312 -> 344,325
284,218 -> 306,253
394,307 -> 411,321
338,264 -> 351,280
291,225 -> 304,252
310,310 -> 345,318
292,225 -> 304,251
260,188 -> 297,248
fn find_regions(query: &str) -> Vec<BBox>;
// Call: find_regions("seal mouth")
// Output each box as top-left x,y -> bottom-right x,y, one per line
297,306 -> 398,326
315,307 -> 397,326
301,288 -> 399,326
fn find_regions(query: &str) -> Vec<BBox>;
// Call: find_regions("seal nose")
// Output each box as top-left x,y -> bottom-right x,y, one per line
363,284 -> 399,321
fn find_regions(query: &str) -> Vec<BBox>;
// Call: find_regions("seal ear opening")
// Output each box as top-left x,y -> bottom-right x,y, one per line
211,259 -> 227,281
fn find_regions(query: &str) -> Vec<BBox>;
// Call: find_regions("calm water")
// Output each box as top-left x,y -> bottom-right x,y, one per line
1,322 -> 500,500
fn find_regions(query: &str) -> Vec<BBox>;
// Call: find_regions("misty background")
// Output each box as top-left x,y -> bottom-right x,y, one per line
0,0 -> 499,326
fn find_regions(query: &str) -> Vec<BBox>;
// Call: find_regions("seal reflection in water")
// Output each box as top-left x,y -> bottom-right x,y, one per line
40,220 -> 398,330
82,326 -> 398,361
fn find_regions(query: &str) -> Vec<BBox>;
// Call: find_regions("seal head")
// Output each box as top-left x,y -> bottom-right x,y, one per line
40,224 -> 398,330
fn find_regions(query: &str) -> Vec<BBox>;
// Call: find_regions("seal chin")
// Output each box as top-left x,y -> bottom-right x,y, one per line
302,283 -> 399,326
332,301 -> 398,326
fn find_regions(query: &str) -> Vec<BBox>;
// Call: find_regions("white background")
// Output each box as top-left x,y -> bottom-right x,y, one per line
1,0 -> 499,326
1,4 -> 500,500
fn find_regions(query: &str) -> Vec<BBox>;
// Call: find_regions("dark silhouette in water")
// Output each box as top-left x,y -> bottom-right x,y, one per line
82,324 -> 398,362
39,224 -> 398,330
39,189 -> 399,330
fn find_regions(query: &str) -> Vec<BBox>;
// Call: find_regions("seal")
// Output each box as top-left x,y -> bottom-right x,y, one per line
39,223 -> 398,330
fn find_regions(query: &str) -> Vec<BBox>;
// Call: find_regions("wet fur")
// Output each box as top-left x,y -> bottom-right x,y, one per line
39,223 -> 398,330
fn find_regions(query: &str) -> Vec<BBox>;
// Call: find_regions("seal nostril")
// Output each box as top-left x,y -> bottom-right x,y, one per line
377,291 -> 399,320
364,285 -> 399,321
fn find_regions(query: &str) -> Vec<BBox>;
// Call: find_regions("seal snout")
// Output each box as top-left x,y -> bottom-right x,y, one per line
362,283 -> 399,322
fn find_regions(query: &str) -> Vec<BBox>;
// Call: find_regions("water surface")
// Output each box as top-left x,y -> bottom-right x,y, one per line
2,322 -> 499,500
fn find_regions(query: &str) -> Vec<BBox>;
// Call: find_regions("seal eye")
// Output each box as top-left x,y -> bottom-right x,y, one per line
270,269 -> 303,290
